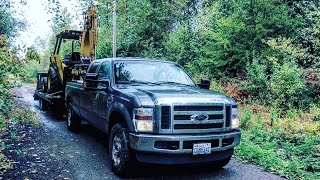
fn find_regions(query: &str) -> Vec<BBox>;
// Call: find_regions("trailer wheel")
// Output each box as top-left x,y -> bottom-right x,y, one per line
109,123 -> 135,177
41,77 -> 48,93
39,98 -> 48,111
48,67 -> 63,94
67,102 -> 81,132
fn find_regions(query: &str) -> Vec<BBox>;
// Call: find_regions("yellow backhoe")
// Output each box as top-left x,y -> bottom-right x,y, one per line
34,6 -> 98,111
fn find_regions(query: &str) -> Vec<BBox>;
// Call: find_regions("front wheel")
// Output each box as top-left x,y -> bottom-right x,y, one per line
67,103 -> 81,132
213,155 -> 232,169
109,123 -> 135,177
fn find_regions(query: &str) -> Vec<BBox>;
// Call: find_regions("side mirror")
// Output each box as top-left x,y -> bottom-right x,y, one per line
83,73 -> 109,91
84,73 -> 98,88
198,77 -> 210,89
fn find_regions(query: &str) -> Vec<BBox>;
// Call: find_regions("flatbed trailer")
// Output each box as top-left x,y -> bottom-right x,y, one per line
34,65 -> 88,111
33,72 -> 64,110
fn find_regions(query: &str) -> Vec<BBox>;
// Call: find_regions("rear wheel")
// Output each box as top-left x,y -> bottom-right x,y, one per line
39,98 -> 48,111
48,67 -> 63,94
109,123 -> 135,177
52,101 -> 66,116
67,102 -> 81,132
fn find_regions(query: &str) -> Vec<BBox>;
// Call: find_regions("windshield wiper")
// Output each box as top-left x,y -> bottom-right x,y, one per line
118,80 -> 159,85
131,80 -> 160,85
155,81 -> 193,86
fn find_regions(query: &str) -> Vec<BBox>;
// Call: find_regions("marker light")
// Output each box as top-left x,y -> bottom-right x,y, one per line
231,107 -> 240,129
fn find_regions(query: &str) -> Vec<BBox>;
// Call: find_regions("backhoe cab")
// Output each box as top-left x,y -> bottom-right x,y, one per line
49,30 -> 89,92
34,6 -> 98,111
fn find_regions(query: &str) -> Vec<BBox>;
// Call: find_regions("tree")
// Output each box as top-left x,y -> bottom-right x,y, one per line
48,6 -> 74,57
0,0 -> 25,40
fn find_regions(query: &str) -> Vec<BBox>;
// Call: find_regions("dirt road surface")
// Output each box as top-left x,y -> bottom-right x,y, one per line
3,84 -> 286,180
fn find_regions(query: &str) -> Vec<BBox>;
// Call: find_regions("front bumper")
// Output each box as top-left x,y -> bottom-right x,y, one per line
129,130 -> 240,154
129,131 -> 240,164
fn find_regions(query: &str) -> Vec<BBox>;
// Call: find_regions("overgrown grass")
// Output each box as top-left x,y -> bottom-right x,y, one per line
0,107 -> 39,171
235,104 -> 320,179
0,152 -> 12,171
9,108 -> 39,128
0,35 -> 41,172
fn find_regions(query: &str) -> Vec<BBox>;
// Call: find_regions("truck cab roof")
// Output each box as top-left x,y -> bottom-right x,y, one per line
93,57 -> 176,64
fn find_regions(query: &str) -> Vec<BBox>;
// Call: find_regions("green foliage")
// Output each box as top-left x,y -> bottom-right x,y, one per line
270,62 -> 310,110
48,7 -> 74,56
0,1 -> 25,39
21,61 -> 42,83
240,108 -> 253,129
0,36 -> 14,115
294,1 -> 320,68
245,59 -> 269,101
244,60 -> 312,110
18,47 -> 43,83
209,81 -> 224,93
0,152 -> 12,171
9,107 -> 39,127
236,108 -> 320,179
183,0 -> 303,78
25,47 -> 41,62
84,0 -> 320,112
0,1 -> 41,174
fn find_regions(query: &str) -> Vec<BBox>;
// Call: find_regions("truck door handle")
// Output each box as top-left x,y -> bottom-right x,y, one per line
107,96 -> 112,103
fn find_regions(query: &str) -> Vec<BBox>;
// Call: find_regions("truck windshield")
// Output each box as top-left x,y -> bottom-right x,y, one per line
115,61 -> 195,86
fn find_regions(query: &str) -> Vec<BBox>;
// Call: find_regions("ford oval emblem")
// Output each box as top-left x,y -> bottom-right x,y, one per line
190,114 -> 209,121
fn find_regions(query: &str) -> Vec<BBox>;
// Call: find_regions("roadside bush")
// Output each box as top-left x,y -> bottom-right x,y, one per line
240,107 -> 253,129
0,36 -> 14,115
0,36 -> 17,172
21,61 -> 42,83
18,47 -> 42,83
210,80 -> 224,93
244,59 -> 313,111
270,62 -> 311,110
9,108 -> 39,127
0,153 -> 12,171
244,59 -> 269,102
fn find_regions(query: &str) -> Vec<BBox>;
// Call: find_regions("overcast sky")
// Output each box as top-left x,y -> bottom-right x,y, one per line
13,0 -> 81,52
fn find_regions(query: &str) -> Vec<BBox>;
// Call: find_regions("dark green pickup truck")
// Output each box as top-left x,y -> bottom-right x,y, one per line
65,58 -> 241,177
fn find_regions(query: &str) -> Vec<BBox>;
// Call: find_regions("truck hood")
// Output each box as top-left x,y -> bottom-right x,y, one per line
117,85 -> 235,107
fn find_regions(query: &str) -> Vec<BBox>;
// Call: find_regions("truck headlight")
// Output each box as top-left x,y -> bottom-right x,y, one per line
231,107 -> 239,129
133,108 -> 153,132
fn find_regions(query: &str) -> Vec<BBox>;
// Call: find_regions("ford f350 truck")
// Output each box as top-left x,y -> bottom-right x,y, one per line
65,58 -> 241,177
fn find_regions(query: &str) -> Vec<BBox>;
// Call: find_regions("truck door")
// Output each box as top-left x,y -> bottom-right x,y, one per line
94,61 -> 111,130
79,62 -> 100,122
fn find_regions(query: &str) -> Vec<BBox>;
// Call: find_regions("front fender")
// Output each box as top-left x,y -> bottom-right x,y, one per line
106,102 -> 135,134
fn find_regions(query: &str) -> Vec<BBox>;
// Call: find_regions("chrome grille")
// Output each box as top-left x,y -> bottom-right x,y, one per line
171,104 -> 225,134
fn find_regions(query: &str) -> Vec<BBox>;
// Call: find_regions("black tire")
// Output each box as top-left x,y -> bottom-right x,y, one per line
33,93 -> 39,100
52,101 -> 66,115
109,123 -> 135,177
39,98 -> 48,111
41,77 -> 48,93
67,102 -> 81,132
213,156 -> 232,169
48,67 -> 63,94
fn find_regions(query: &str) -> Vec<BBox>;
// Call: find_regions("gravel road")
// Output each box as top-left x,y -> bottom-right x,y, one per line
4,84 -> 286,180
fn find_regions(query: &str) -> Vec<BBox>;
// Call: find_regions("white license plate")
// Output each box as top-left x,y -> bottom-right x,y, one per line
193,143 -> 211,155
